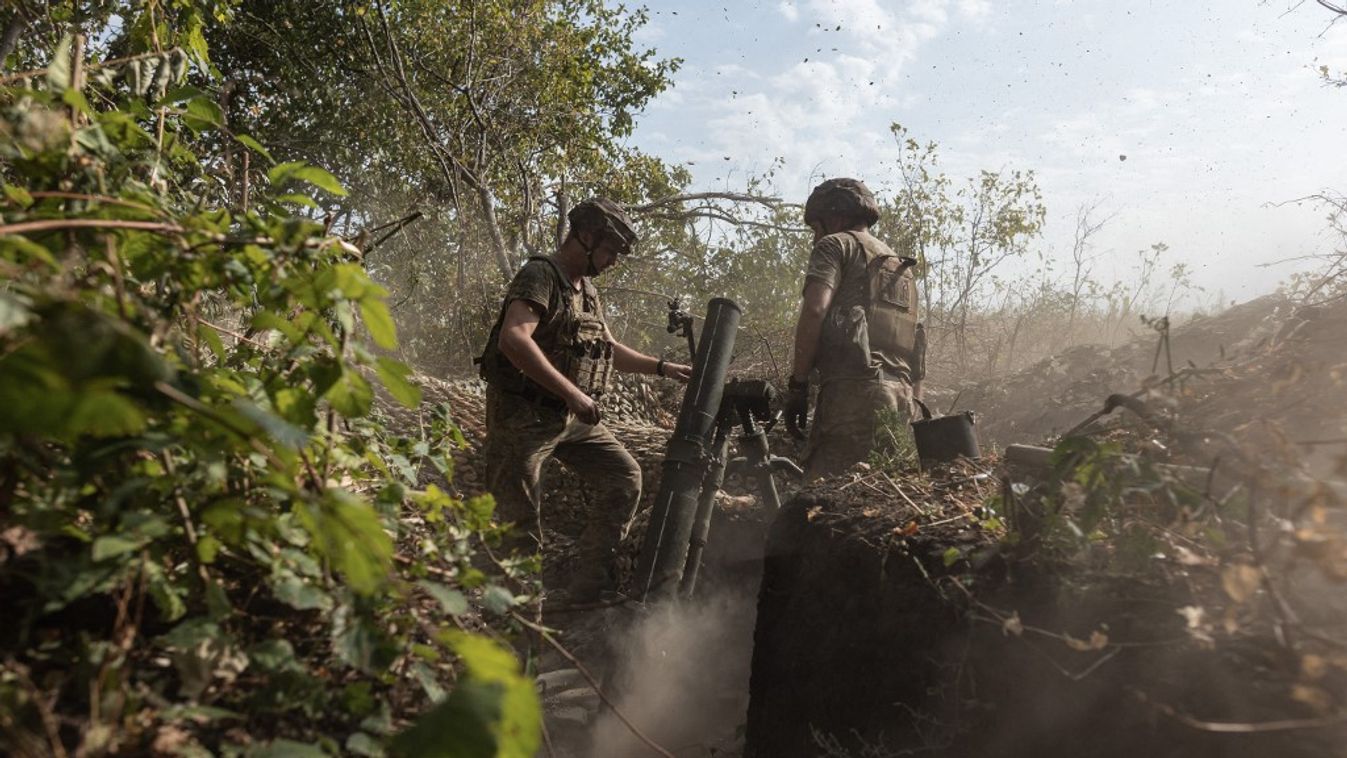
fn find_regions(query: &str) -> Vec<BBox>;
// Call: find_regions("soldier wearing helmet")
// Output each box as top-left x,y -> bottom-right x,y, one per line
785,178 -> 926,479
478,198 -> 691,601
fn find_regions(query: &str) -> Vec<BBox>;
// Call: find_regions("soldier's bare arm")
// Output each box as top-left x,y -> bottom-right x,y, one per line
790,280 -> 834,381
497,299 -> 601,423
609,335 -> 692,382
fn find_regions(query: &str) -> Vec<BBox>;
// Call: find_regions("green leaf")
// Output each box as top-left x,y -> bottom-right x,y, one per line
249,309 -> 303,344
62,87 -> 94,116
2,184 -> 33,208
196,536 -> 221,564
273,387 -> 317,427
326,369 -> 373,418
47,34 -> 73,90
418,581 -> 468,617
0,234 -> 59,267
292,165 -> 348,197
92,533 -> 147,561
184,16 -> 212,67
332,602 -> 397,672
376,358 -> 420,407
67,390 -> 147,437
268,160 -> 306,185
232,399 -> 308,450
347,732 -> 384,758
460,495 -> 496,531
391,633 -> 541,758
271,569 -> 334,612
248,639 -> 303,673
198,323 -> 226,360
234,134 -> 275,164
942,547 -> 962,567
411,662 -> 446,703
296,490 -> 392,594
392,681 -> 499,757
146,562 -> 188,622
162,618 -> 222,650
269,161 -> 347,197
361,299 -> 398,350
275,193 -> 320,209
482,585 -> 516,616
181,96 -> 224,131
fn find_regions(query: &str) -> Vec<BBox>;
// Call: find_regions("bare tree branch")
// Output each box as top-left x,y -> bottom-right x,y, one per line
627,191 -> 785,212
365,1 -> 517,280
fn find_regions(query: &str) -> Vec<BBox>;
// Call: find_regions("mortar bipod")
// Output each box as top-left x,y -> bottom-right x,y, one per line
680,378 -> 804,597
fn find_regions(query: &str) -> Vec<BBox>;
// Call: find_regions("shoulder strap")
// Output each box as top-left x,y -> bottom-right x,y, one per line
526,255 -> 574,314
843,231 -> 918,311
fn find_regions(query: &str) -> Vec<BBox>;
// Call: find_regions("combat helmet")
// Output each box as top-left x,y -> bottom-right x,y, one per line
568,197 -> 639,253
803,177 -> 881,227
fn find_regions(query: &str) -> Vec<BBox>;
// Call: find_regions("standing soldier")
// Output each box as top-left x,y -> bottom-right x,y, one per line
784,178 -> 926,479
477,198 -> 691,601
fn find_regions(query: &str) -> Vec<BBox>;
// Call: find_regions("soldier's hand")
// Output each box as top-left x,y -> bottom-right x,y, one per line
663,362 -> 692,383
784,376 -> 810,440
567,390 -> 602,425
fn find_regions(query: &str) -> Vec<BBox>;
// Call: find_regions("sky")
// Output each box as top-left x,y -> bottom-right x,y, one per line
626,0 -> 1347,303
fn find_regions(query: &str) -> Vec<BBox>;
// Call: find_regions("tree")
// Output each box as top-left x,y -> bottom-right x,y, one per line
198,0 -> 691,372
881,124 -> 1047,372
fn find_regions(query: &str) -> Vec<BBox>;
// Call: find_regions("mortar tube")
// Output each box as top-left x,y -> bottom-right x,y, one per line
633,297 -> 741,601
679,429 -> 732,598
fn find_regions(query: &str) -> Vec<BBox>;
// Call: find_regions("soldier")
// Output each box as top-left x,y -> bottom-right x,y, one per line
477,198 -> 691,601
784,178 -> 926,479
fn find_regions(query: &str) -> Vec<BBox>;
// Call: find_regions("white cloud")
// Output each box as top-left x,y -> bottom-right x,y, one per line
630,0 -> 1347,301
958,0 -> 992,21
638,0 -> 988,198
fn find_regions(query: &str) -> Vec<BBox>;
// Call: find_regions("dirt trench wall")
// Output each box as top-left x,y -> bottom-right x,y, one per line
745,492 -> 1346,758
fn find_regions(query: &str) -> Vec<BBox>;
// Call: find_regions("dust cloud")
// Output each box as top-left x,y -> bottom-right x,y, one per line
588,587 -> 758,757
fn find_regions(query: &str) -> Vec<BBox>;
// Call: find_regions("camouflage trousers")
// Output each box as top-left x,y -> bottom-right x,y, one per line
804,376 -> 916,480
483,389 -> 642,570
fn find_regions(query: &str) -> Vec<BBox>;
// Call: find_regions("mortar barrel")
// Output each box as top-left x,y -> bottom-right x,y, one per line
633,297 -> 742,601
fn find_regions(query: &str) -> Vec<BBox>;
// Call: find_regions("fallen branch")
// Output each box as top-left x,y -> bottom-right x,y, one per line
1133,688 -> 1347,733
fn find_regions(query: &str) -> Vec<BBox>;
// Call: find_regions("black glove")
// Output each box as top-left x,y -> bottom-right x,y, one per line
784,376 -> 810,440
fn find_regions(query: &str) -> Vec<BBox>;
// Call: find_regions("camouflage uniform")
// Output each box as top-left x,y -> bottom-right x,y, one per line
803,229 -> 922,479
479,256 -> 642,591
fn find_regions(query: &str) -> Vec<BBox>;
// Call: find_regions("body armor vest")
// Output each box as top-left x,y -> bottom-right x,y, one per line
478,256 -> 614,400
818,231 -> 922,380
849,231 -> 920,360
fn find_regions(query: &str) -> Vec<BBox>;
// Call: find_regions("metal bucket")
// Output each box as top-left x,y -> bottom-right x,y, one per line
910,399 -> 980,467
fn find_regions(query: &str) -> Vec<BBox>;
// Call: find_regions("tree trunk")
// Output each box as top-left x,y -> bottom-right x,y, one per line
0,11 -> 28,71
476,184 -> 515,280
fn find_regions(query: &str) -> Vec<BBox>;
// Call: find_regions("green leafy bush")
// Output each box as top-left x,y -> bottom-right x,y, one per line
1,14 -> 537,757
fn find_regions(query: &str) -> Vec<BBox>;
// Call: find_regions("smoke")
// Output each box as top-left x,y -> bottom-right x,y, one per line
587,587 -> 759,757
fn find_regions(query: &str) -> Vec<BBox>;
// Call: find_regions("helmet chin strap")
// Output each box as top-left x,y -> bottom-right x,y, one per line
580,229 -> 605,276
